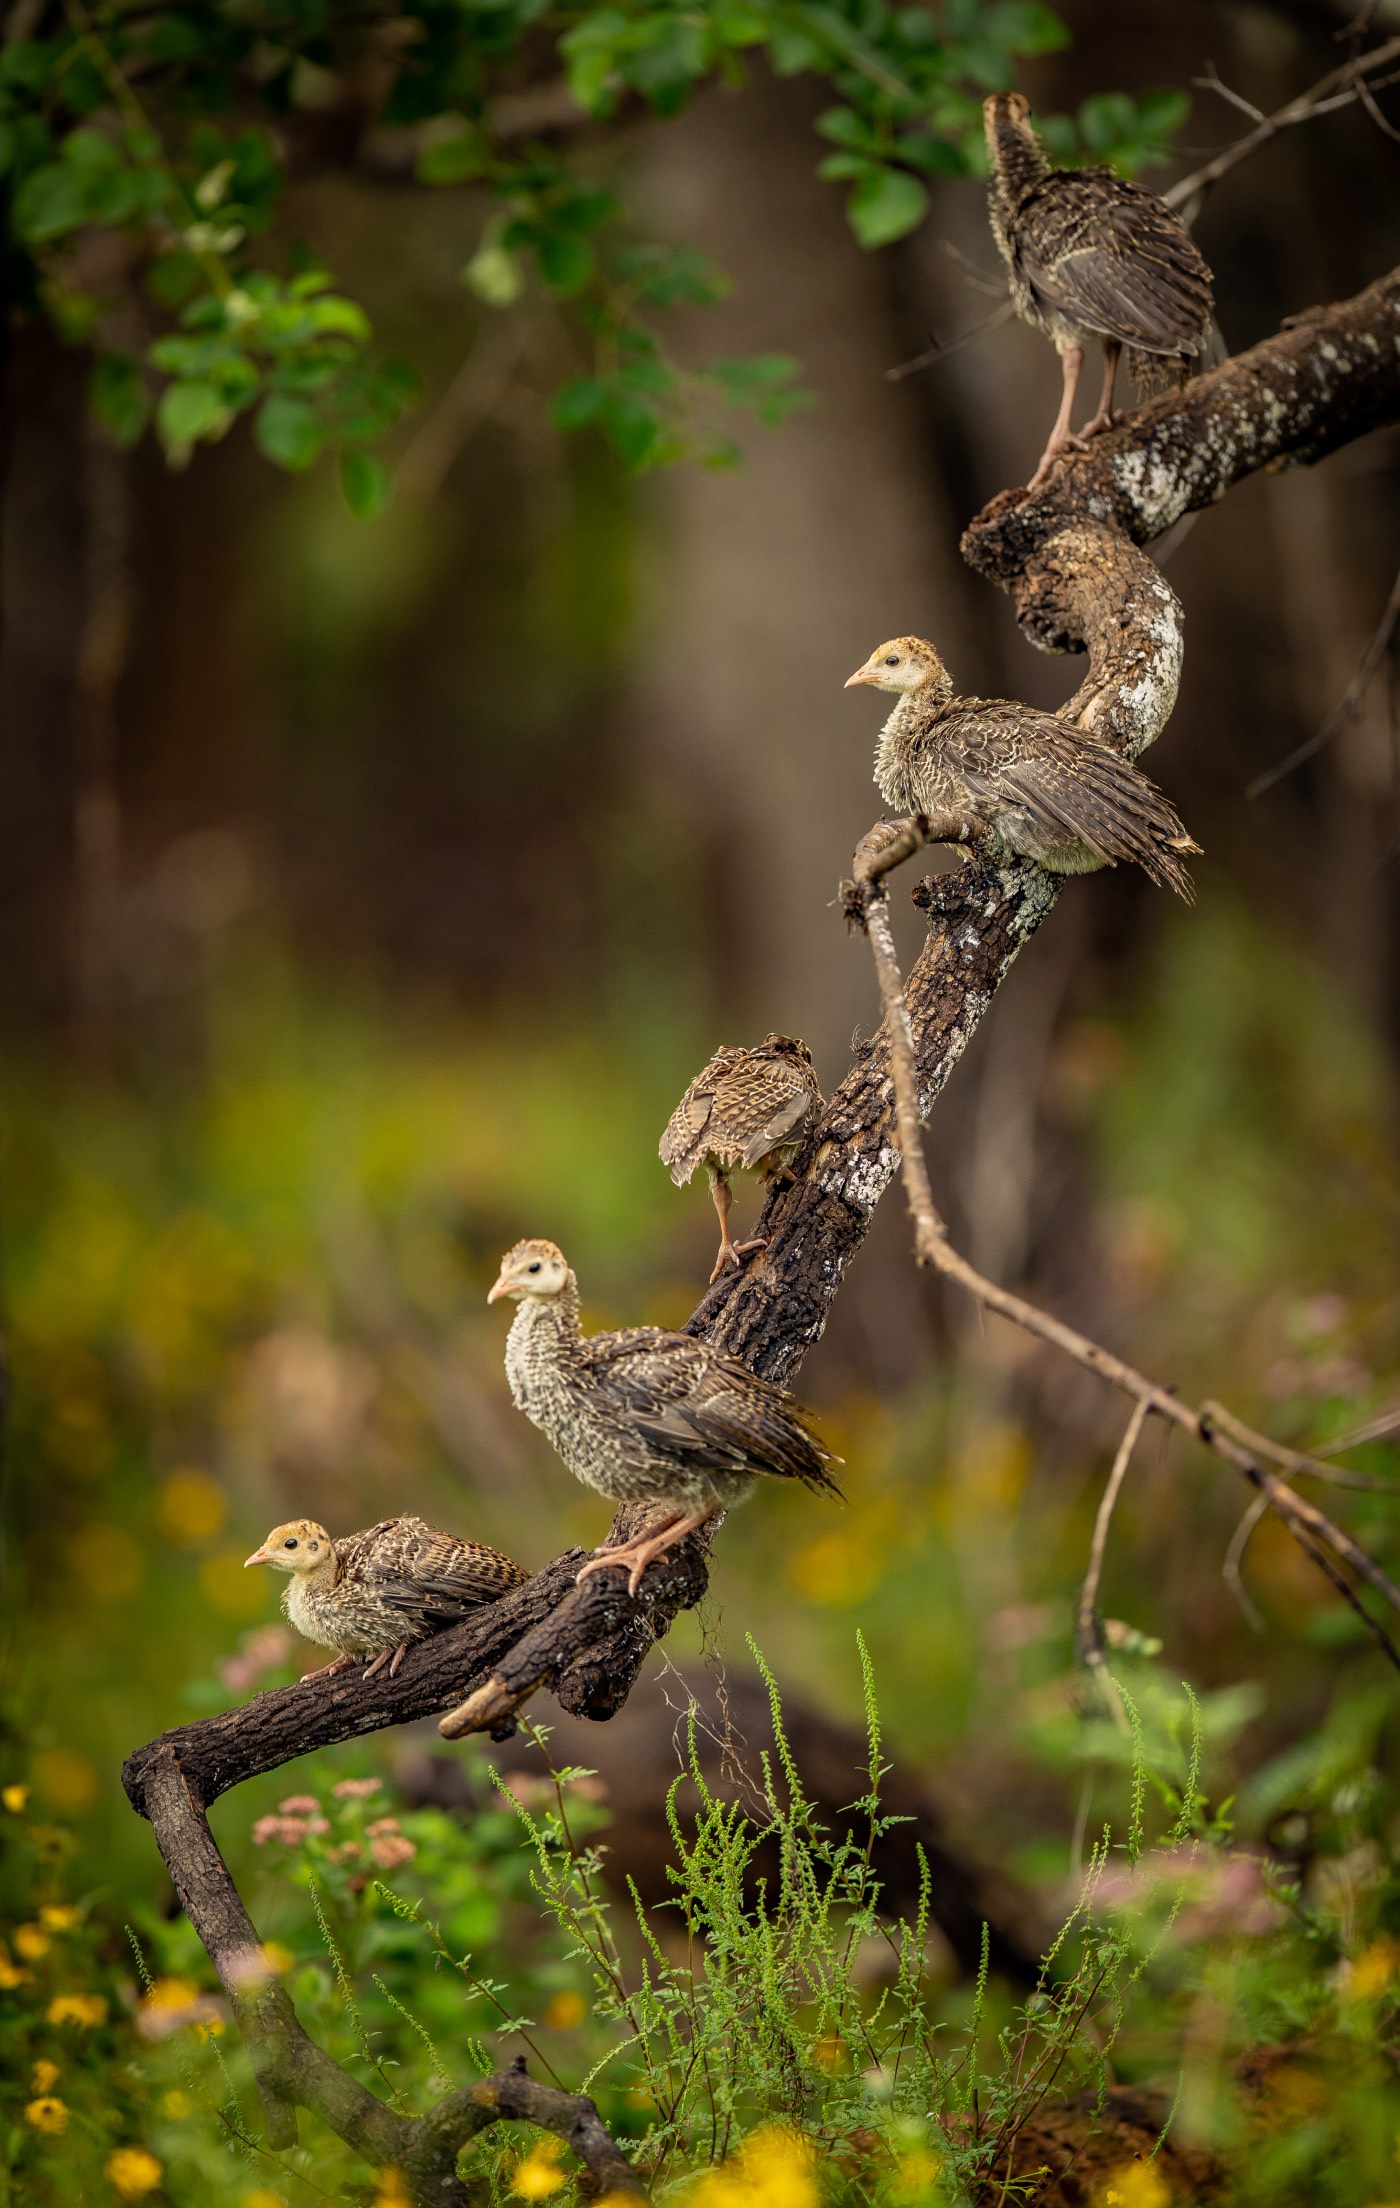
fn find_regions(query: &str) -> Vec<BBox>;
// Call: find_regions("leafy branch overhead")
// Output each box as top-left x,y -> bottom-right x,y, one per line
1,0 -> 1188,501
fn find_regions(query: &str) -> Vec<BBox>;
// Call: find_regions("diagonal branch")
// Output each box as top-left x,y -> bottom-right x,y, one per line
121,262 -> 1400,2197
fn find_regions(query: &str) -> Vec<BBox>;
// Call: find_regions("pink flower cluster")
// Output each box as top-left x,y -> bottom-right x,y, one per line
365,1817 -> 416,1871
332,1778 -> 382,1800
220,1625 -> 298,1696
251,1794 -> 331,1847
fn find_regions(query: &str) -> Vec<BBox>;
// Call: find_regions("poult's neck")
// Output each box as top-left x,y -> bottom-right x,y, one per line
509,1276 -> 583,1358
986,106 -> 1048,209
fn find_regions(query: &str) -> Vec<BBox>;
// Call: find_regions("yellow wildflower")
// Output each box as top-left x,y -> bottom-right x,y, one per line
25,2097 -> 69,2134
1097,2163 -> 1171,2208
106,2145 -> 164,2198
245,2192 -> 286,2208
41,1904 -> 80,1931
543,1990 -> 586,2030
0,1951 -> 29,1989
373,2169 -> 414,2208
144,1976 -> 199,2009
49,1991 -> 109,2027
260,1942 -> 294,1977
162,2090 -> 189,2119
512,2138 -> 567,2199
14,1924 -> 51,1961
31,2060 -> 60,2094
1344,1938 -> 1400,2003
3,1783 -> 29,1812
892,2147 -> 943,2199
693,2128 -> 819,2208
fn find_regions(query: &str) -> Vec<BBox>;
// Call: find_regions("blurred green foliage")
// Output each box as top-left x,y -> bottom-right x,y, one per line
0,0 -> 1189,495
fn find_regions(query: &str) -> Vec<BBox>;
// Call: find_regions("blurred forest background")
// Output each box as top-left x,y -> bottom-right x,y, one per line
3,0 -> 1400,2198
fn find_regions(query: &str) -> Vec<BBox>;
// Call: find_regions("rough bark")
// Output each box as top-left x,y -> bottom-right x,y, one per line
122,264 -> 1400,2205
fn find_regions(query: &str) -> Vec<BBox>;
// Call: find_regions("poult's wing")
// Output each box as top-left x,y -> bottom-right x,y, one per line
659,1050 -> 741,1184
969,708 -> 1199,897
586,1328 -> 841,1493
1019,173 -> 1212,354
341,1519 -> 527,1619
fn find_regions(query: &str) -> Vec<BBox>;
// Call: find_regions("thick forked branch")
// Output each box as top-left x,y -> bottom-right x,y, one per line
123,266 -> 1400,2194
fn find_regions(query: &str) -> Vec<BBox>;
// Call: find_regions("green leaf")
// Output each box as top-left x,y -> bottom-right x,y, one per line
847,164 -> 928,249
1078,90 -> 1138,152
768,20 -> 824,73
156,378 -> 231,457
536,229 -> 594,294
90,352 -> 149,449
13,159 -> 89,240
987,1 -> 1071,55
341,448 -> 389,520
1136,88 -> 1190,142
418,126 -> 491,185
254,391 -> 324,470
895,132 -> 966,177
465,238 -> 523,305
816,105 -> 875,151
551,376 -> 605,429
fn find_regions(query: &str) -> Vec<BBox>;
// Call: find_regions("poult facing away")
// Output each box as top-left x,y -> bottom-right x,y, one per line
487,1237 -> 840,1592
244,1515 -> 528,1679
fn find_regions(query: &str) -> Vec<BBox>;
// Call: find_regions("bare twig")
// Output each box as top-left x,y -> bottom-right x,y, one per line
1165,36 -> 1400,217
1248,558 -> 1400,796
1223,1493 -> 1271,1632
1076,1398 -> 1153,1674
1316,1403 -> 1400,1456
1200,1398 -> 1400,1492
846,835 -> 1400,1671
886,299 -> 1015,382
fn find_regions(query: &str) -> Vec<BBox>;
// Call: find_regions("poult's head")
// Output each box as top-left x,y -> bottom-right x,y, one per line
760,1034 -> 815,1067
845,636 -> 952,697
244,1519 -> 334,1577
983,90 -> 1031,133
487,1238 -> 572,1304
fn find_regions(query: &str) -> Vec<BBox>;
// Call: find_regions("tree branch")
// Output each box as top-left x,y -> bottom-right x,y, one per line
122,264 -> 1400,2195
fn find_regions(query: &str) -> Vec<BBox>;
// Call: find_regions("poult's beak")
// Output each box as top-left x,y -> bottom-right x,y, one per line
844,664 -> 875,689
243,1545 -> 273,1569
486,1270 -> 512,1305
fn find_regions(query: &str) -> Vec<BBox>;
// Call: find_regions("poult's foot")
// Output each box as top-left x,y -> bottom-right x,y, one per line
732,1236 -> 768,1263
1028,431 -> 1089,490
708,1238 -> 741,1285
1079,406 -> 1120,439
307,1654 -> 353,1679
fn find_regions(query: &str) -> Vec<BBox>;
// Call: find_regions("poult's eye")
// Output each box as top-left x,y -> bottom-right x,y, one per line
527,1260 -> 541,1274
884,653 -> 900,667
283,1538 -> 297,1550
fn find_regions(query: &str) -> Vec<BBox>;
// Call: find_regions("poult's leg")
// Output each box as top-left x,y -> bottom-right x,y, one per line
305,1653 -> 353,1678
575,1508 -> 717,1596
707,1168 -> 740,1283
1081,340 -> 1122,439
1028,345 -> 1085,487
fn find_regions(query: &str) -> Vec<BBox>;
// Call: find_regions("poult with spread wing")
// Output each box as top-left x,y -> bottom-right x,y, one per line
846,634 -> 1199,896
660,1035 -> 823,1283
487,1238 -> 840,1593
984,91 -> 1214,488
244,1515 -> 529,1679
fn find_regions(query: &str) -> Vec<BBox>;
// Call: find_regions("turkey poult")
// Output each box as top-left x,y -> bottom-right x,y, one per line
984,91 -> 1214,488
243,1515 -> 529,1678
487,1238 -> 840,1593
659,1035 -> 823,1283
845,635 -> 1199,896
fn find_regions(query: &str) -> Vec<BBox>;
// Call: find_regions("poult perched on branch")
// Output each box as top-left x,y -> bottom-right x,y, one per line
244,1515 -> 529,1678
487,1237 -> 841,1591
845,635 -> 1200,895
984,90 -> 1214,487
659,1034 -> 823,1283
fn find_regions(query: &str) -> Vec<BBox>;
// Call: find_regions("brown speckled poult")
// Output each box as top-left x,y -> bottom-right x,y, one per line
244,1516 -> 528,1678
846,634 -> 1199,897
487,1238 -> 839,1592
984,91 -> 1213,487
659,1035 -> 823,1282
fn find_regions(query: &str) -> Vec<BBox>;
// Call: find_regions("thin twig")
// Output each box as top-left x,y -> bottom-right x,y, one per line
1076,1398 -> 1152,1671
1249,558 -> 1400,796
1316,1403 -> 1400,1457
847,834 -> 1400,1668
1164,36 -> 1400,216
1223,1493 -> 1270,1632
1193,63 -> 1267,126
886,300 -> 1015,382
1199,1398 -> 1400,1491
